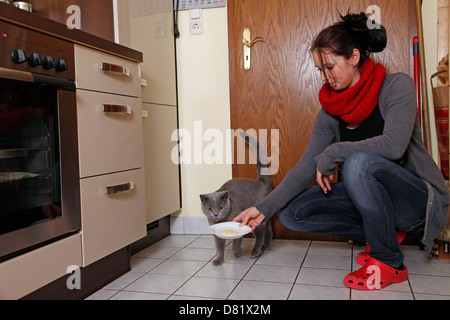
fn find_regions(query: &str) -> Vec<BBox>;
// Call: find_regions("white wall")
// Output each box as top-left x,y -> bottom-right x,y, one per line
174,7 -> 233,222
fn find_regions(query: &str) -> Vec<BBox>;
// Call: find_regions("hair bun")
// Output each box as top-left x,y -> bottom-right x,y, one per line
339,12 -> 387,55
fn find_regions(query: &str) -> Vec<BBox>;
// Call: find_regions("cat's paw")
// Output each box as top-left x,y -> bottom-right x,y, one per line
251,249 -> 263,258
212,259 -> 224,266
233,250 -> 242,258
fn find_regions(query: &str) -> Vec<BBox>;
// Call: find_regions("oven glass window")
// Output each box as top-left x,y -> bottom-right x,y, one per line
0,80 -> 62,236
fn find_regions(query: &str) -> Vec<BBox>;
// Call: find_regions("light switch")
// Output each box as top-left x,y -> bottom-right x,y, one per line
189,9 -> 203,35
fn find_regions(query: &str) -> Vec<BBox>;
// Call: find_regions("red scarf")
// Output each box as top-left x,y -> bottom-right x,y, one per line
319,58 -> 386,124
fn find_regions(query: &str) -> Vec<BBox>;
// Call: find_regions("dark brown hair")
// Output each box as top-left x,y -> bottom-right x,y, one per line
311,12 -> 387,68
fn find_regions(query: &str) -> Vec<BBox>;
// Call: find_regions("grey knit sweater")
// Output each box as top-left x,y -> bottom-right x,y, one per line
255,73 -> 449,252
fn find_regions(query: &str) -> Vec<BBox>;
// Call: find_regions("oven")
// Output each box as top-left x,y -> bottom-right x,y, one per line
0,21 -> 80,262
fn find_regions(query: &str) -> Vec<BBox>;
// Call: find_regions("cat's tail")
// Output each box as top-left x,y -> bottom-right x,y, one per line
238,130 -> 272,184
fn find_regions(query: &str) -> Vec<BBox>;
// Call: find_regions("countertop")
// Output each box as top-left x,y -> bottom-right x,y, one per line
0,2 -> 143,63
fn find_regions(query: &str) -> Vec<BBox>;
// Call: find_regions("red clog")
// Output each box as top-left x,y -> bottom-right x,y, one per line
356,230 -> 407,265
344,257 -> 408,290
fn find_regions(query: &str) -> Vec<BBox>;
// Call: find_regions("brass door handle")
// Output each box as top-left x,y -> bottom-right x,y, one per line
243,28 -> 265,71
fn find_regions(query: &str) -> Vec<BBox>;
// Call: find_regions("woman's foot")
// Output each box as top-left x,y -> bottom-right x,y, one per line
344,257 -> 408,290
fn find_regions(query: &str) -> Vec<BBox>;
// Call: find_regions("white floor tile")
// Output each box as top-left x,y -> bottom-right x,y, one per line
269,240 -> 311,254
174,277 -> 240,299
409,274 -> 450,296
296,267 -> 349,287
414,293 -> 450,300
130,257 -> 165,273
133,245 -> 181,259
244,264 -> 300,283
149,259 -> 208,276
255,250 -> 306,267
405,258 -> 450,276
351,289 -> 414,300
196,261 -> 252,279
289,284 -> 350,300
309,241 -> 352,256
186,235 -> 218,249
102,272 -> 144,290
154,235 -> 200,248
110,291 -> 169,300
170,247 -> 216,261
303,253 -> 351,270
125,273 -> 190,295
223,249 -> 258,264
85,289 -> 119,300
229,280 -> 292,300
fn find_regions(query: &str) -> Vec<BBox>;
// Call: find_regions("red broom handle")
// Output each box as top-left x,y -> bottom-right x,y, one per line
413,36 -> 421,125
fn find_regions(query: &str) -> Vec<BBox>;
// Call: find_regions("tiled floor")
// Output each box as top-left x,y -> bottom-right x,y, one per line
86,235 -> 450,300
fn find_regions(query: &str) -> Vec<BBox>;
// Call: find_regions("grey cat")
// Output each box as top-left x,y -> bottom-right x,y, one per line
200,131 -> 273,266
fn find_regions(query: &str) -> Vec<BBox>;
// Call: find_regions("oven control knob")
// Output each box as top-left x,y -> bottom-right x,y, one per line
42,56 -> 55,70
55,59 -> 68,72
27,52 -> 41,67
10,48 -> 27,64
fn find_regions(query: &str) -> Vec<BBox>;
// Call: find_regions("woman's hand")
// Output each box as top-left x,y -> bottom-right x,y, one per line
316,169 -> 334,194
233,207 -> 265,231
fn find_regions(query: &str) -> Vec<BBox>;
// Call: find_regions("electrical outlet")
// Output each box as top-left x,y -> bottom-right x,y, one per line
189,9 -> 203,35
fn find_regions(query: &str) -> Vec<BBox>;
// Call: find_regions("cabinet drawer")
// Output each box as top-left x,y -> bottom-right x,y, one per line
74,44 -> 141,97
77,90 -> 144,178
80,169 -> 146,266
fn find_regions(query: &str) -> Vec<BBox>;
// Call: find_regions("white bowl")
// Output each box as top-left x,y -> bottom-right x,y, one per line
208,221 -> 252,240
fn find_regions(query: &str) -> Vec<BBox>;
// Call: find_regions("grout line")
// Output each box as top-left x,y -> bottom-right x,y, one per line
349,246 -> 354,300
286,240 -> 312,300
224,252 -> 261,300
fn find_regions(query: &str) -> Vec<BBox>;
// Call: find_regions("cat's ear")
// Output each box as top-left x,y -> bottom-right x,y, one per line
200,194 -> 210,203
218,191 -> 229,200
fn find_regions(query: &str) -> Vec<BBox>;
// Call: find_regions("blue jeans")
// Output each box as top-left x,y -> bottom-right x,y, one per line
277,151 -> 428,268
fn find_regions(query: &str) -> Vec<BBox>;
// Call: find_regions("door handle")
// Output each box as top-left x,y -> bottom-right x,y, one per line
242,28 -> 265,71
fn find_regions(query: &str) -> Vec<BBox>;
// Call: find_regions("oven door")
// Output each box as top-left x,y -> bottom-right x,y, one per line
0,67 -> 81,262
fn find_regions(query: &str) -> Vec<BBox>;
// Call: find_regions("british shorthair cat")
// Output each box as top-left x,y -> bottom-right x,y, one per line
200,131 -> 272,266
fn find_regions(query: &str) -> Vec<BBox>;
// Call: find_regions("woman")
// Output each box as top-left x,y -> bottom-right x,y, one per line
234,12 -> 449,290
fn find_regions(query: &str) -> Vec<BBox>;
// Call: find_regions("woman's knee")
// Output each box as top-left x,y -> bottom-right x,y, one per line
277,206 -> 309,232
341,151 -> 374,183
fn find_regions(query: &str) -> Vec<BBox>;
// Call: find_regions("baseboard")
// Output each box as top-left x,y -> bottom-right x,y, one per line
170,216 -> 209,234
130,216 -> 171,255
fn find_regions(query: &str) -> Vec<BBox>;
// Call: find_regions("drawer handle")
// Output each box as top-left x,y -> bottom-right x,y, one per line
102,104 -> 132,114
101,62 -> 131,77
105,181 -> 135,195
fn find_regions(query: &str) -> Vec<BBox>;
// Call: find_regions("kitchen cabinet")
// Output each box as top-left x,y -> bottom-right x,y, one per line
74,44 -> 147,266
117,1 -> 181,224
142,104 -> 180,222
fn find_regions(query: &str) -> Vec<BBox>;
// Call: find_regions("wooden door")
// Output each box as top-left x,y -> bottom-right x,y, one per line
228,0 -> 418,240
